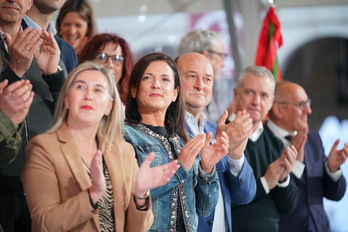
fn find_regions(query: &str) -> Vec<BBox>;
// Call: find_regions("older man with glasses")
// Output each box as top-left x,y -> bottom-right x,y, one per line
265,80 -> 348,232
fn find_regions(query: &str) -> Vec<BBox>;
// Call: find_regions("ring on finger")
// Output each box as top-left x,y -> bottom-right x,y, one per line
25,47 -> 30,51
190,148 -> 195,151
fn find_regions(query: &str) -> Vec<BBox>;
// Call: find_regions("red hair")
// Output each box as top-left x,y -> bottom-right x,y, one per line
79,33 -> 134,104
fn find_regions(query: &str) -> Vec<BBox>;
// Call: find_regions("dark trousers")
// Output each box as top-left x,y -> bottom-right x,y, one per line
0,193 -> 31,232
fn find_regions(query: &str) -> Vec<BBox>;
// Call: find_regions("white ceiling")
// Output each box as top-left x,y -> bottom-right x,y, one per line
88,0 -> 348,18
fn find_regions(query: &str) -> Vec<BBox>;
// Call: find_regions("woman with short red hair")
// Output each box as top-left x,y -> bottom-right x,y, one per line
79,33 -> 134,104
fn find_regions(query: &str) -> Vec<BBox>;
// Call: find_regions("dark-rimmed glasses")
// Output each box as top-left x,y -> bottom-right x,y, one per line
207,50 -> 228,59
95,53 -> 125,66
275,99 -> 311,111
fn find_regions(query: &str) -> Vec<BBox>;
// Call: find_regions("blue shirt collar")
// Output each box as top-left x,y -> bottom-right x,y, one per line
23,15 -> 57,35
185,111 -> 207,136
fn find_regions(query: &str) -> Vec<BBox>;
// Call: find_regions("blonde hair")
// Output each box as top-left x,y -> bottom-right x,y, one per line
49,62 -> 125,153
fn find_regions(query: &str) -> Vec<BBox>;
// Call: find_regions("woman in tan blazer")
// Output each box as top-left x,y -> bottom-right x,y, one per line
22,62 -> 179,232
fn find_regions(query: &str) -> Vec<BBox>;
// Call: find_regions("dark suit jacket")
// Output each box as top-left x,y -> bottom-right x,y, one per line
21,19 -> 79,74
0,36 -> 65,181
54,35 -> 79,73
265,125 -> 347,232
187,120 -> 256,232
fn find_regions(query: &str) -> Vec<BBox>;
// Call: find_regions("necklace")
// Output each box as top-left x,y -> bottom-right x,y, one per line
80,138 -> 100,169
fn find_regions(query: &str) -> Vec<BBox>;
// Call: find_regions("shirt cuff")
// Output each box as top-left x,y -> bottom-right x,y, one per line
292,161 -> 305,179
227,154 -> 244,176
260,176 -> 270,194
277,174 -> 290,188
198,163 -> 216,178
325,162 -> 342,182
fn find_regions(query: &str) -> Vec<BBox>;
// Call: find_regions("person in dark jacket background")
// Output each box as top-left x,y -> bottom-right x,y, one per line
266,80 -> 347,232
0,0 -> 66,230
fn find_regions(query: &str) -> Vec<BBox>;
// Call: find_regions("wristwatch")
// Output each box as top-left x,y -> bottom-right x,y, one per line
43,65 -> 63,77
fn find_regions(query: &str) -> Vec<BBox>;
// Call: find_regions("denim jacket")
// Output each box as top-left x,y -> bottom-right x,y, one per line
123,124 -> 219,232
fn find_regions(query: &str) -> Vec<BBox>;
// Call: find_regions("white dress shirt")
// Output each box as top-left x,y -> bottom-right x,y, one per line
185,111 -> 244,231
267,119 -> 342,182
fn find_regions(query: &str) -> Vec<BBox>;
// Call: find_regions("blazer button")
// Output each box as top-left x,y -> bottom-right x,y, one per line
206,221 -> 213,226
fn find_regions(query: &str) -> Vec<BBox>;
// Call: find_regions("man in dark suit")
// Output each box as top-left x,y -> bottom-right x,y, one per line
176,53 -> 256,232
0,0 -> 66,230
266,80 -> 347,232
22,0 -> 78,74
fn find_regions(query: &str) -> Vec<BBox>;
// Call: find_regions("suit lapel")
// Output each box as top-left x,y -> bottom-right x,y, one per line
57,124 -> 92,191
57,125 -> 101,228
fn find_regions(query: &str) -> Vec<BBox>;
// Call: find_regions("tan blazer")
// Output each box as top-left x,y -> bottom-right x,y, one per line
22,124 -> 153,232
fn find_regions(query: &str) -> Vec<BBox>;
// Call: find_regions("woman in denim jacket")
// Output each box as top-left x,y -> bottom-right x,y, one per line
123,53 -> 229,232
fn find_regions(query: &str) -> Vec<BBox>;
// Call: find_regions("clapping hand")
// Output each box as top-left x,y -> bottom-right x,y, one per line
264,159 -> 286,190
178,134 -> 206,171
200,131 -> 229,174
35,29 -> 61,75
289,127 -> 308,162
278,145 -> 298,182
264,145 -> 298,190
89,150 -> 106,204
6,27 -> 43,77
216,110 -> 253,160
134,152 -> 180,197
327,140 -> 348,172
0,79 -> 34,125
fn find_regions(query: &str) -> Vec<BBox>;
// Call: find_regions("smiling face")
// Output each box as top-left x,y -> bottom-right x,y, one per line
0,0 -> 32,25
64,70 -> 113,127
177,53 -> 214,117
60,11 -> 88,51
234,72 -> 274,127
131,60 -> 178,116
94,42 -> 124,83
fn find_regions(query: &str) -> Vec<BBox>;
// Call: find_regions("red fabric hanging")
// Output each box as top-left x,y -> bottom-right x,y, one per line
255,7 -> 283,81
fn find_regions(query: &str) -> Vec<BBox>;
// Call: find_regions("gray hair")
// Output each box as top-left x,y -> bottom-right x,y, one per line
177,29 -> 221,56
236,65 -> 276,92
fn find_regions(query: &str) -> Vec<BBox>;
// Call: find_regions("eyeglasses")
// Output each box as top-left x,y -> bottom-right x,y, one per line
275,99 -> 311,111
207,50 -> 228,59
95,53 -> 125,65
